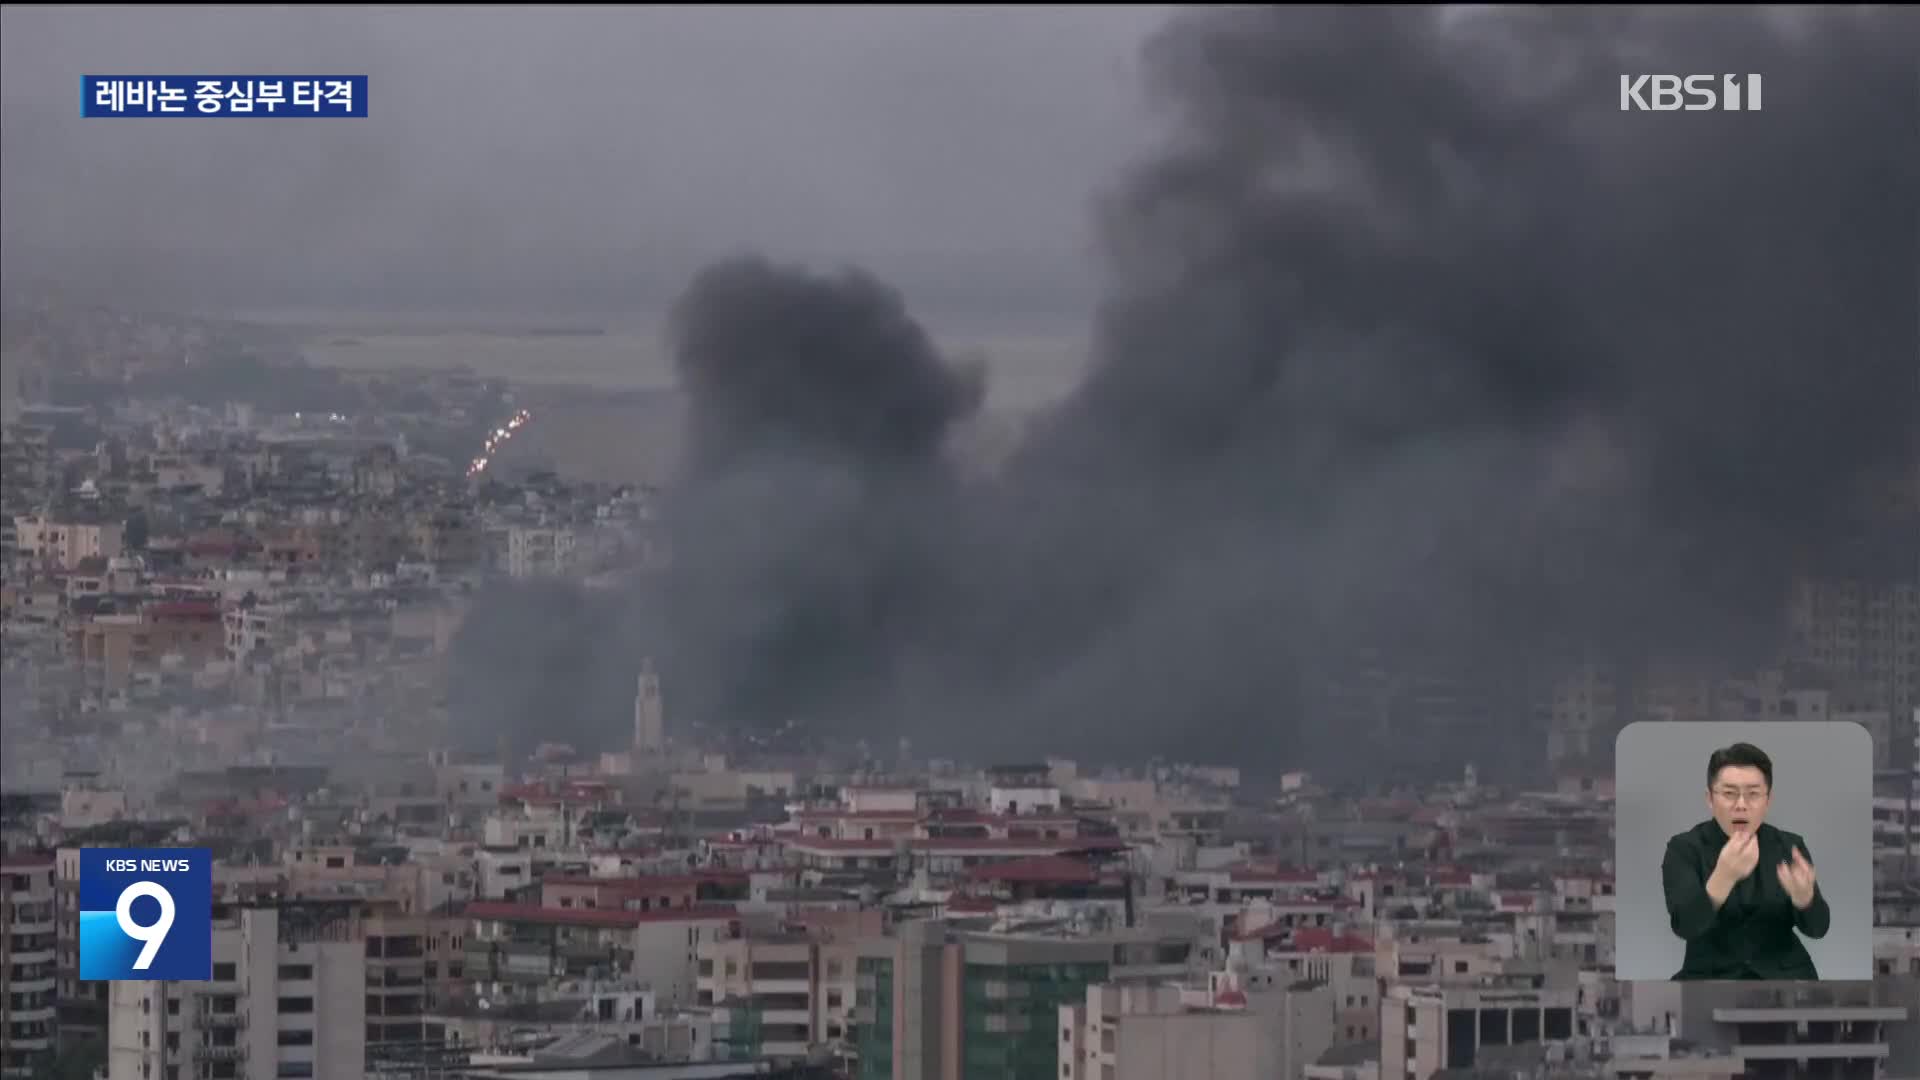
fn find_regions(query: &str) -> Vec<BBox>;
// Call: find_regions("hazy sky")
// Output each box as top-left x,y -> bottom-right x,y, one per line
0,5 -> 1173,325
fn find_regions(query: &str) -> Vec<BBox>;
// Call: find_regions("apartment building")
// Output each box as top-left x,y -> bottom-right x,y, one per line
1789,576 -> 1920,767
12,515 -> 124,570
1222,926 -> 1377,1046
363,911 -> 465,1064
852,920 -> 1201,1080
505,525 -> 577,580
1380,980 -> 1581,1078
1062,983 -> 1263,1080
67,601 -> 224,690
107,901 -> 367,1080
1546,657 -> 1621,768
54,847 -> 108,1054
460,902 -> 738,1008
1,853 -> 58,1079
1638,981 -> 1913,1080
697,929 -> 863,1061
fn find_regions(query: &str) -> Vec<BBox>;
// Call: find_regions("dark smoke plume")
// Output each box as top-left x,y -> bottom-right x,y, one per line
463,7 -> 1919,779
659,257 -> 984,746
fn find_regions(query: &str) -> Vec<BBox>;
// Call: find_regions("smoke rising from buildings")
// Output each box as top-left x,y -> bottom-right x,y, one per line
659,258 -> 984,747
428,8 -> 1920,775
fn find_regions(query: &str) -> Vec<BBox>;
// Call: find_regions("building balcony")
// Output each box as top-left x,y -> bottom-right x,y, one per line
8,948 -> 55,967
1712,1005 -> 1907,1023
10,976 -> 56,995
1732,1043 -> 1888,1061
196,1043 -> 247,1062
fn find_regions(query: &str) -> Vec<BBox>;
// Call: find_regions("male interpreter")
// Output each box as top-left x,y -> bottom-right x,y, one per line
1661,741 -> 1829,980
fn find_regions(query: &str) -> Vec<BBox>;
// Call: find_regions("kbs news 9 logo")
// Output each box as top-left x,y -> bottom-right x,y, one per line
78,849 -> 212,981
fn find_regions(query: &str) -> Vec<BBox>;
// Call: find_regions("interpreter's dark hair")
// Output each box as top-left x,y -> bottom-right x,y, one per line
1707,742 -> 1773,790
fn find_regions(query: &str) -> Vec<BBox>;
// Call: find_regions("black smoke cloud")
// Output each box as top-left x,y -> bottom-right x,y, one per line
671,258 -> 985,473
658,259 -> 983,747
466,6 -> 1920,778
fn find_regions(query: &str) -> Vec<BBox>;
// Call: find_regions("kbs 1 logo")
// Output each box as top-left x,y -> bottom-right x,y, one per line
78,849 -> 212,981
1620,74 -> 1763,112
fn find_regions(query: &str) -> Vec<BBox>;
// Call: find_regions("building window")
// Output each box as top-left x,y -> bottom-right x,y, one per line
278,996 -> 314,1014
278,964 -> 313,981
213,962 -> 236,982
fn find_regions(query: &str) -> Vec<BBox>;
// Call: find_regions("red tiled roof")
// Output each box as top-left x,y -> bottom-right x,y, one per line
1214,989 -> 1249,1007
1285,927 -> 1374,953
461,901 -> 737,928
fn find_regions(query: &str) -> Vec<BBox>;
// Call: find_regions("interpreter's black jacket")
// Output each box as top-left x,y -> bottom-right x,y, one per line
1661,819 -> 1830,980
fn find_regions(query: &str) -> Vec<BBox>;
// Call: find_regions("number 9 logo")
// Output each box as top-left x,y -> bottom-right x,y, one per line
115,881 -> 176,971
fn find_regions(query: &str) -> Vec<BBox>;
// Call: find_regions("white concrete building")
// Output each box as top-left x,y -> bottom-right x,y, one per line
1382,981 -> 1581,1079
1,853 -> 58,1078
108,902 -> 366,1080
1062,983 -> 1264,1080
505,526 -> 578,580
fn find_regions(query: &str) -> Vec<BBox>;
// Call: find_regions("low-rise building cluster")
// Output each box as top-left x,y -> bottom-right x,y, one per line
3,745 -> 1920,1079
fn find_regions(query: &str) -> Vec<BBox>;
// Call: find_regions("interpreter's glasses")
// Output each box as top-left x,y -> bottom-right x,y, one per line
1712,787 -> 1768,806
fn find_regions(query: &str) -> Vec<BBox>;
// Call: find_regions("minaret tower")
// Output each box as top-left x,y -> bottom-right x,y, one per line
634,659 -> 665,753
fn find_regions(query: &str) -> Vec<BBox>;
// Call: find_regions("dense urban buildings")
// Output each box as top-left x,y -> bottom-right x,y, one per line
0,301 -> 1917,1080
7,1 -> 1920,1079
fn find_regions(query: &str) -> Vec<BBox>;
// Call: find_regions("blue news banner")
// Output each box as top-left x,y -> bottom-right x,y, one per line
82,76 -> 368,118
78,848 -> 212,981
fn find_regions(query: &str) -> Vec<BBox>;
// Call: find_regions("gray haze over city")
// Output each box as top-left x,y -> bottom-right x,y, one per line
1,4 -> 1167,331
4,5 -> 1917,779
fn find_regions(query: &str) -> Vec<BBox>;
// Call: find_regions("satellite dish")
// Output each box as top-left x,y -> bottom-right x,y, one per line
477,998 -> 491,1011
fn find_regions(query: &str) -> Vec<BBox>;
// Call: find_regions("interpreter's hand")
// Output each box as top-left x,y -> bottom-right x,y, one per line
1715,829 -> 1760,883
1777,846 -> 1817,910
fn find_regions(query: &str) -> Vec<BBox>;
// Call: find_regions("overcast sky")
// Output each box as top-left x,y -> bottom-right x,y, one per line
0,5 -> 1173,325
